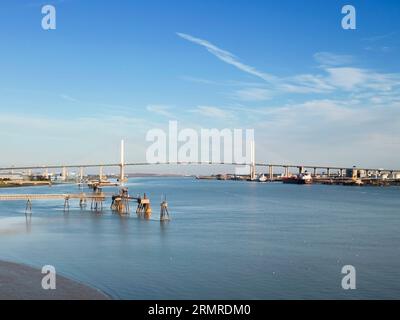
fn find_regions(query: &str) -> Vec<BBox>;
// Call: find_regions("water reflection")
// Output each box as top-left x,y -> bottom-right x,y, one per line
159,220 -> 169,237
117,213 -> 130,238
25,214 -> 31,233
1,178 -> 400,299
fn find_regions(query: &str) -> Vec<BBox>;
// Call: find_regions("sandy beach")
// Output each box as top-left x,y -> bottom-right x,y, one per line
0,260 -> 110,300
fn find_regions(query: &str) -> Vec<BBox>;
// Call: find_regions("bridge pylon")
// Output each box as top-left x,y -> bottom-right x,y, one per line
250,140 -> 256,180
119,139 -> 127,184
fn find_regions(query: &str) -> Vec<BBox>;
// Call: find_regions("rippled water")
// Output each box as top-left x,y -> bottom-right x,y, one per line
0,177 -> 399,299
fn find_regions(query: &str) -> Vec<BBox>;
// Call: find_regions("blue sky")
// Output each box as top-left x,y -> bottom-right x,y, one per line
0,0 -> 399,171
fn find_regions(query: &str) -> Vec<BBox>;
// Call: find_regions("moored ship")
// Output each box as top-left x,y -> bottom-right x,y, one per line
258,174 -> 268,182
282,172 -> 313,185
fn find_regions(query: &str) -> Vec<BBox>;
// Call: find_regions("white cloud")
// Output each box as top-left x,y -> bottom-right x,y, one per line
0,112 -> 154,166
177,32 -> 400,99
234,88 -> 271,101
249,98 -> 400,168
282,74 -> 335,93
282,67 -> 400,93
364,44 -> 393,53
177,32 -> 276,82
177,33 -> 400,165
362,32 -> 398,43
191,106 -> 233,119
60,94 -> 79,103
146,105 -> 175,118
326,67 -> 400,91
313,52 -> 353,66
325,67 -> 367,90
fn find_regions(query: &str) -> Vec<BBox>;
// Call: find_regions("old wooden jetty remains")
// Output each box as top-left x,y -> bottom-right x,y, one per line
110,188 -> 154,219
0,187 -> 170,221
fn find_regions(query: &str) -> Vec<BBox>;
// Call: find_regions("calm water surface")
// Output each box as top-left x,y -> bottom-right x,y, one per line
0,177 -> 399,299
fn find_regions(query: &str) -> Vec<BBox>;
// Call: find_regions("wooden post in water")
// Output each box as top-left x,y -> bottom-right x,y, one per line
91,186 -> 104,212
160,195 -> 170,221
136,193 -> 152,219
64,196 -> 70,212
111,188 -> 131,215
79,195 -> 87,209
25,198 -> 32,216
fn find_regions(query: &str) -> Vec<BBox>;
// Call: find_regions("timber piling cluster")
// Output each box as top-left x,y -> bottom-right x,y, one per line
0,185 -> 171,222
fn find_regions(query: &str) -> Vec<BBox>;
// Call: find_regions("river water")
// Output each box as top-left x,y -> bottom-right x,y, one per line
0,177 -> 399,299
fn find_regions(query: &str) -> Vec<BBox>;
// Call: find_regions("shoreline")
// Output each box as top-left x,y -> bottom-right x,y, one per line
0,181 -> 51,188
0,260 -> 110,300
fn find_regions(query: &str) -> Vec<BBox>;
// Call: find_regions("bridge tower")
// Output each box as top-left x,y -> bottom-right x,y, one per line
250,140 -> 256,180
119,139 -> 126,184
99,166 -> 104,181
61,167 -> 67,181
79,167 -> 84,181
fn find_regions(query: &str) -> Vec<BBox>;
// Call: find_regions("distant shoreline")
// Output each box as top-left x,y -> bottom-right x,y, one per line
0,260 -> 110,300
0,181 -> 51,188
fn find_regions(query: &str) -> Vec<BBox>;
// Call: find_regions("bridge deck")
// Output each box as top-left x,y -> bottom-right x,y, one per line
0,162 -> 398,172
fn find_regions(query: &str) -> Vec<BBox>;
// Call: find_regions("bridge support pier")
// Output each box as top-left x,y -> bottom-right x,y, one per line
283,166 -> 289,177
269,165 -> 274,181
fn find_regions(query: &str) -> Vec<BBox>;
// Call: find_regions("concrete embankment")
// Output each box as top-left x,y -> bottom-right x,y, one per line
0,260 -> 110,300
